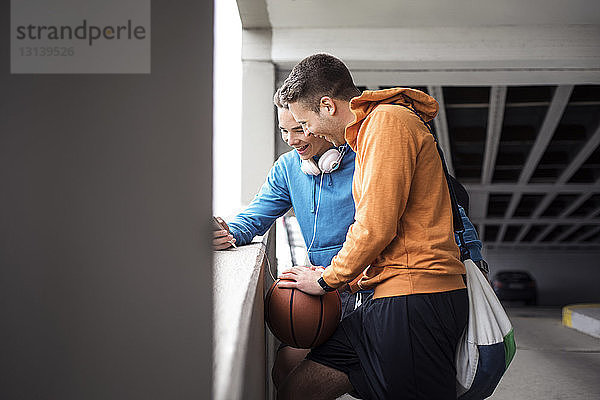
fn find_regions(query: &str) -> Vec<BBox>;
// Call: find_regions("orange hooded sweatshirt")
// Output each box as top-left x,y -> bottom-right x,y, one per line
323,88 -> 466,299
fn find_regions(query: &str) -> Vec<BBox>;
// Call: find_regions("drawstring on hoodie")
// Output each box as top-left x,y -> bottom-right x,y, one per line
307,172 -> 325,253
354,292 -> 363,309
311,176 -> 316,213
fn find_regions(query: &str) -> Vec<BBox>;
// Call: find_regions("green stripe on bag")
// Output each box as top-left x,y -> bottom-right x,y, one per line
503,328 -> 516,369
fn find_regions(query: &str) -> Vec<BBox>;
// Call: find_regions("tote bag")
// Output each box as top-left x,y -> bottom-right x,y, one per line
456,259 -> 516,399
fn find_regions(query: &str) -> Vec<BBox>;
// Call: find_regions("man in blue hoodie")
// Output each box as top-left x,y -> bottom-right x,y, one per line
213,90 -> 369,388
213,91 -> 358,275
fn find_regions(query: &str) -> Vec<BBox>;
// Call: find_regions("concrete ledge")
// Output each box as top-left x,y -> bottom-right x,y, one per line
562,304 -> 600,339
213,233 -> 270,400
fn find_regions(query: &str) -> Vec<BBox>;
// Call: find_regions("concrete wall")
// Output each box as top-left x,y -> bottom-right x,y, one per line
485,249 -> 600,306
0,2 -> 213,398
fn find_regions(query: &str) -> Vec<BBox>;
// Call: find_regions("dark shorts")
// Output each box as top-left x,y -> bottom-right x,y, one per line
307,289 -> 468,400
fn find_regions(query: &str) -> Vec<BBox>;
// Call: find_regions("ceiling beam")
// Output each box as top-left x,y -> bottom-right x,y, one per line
526,178 -> 600,243
272,26 -> 600,71
522,200 -> 600,244
510,192 -> 558,244
532,194 -> 556,218
472,218 -> 600,225
236,0 -> 270,29
482,86 -> 507,184
503,86 -> 574,221
514,224 -> 532,242
427,86 -> 454,176
552,224 -> 585,244
446,100 -> 600,109
519,85 -> 574,185
464,183 -> 600,193
503,194 -> 521,220
488,86 -> 507,247
560,192 -> 594,218
520,191 -> 589,244
573,225 -> 600,243
589,205 -> 600,218
515,221 -> 541,243
350,70 -> 600,87
556,121 -> 600,184
486,242 -> 600,250
532,224 -> 558,243
495,224 -> 508,244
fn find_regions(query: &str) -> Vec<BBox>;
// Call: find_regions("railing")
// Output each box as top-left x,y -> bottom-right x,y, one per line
213,230 -> 278,400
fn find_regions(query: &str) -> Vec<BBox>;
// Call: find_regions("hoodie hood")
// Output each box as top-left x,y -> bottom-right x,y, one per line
345,87 -> 439,147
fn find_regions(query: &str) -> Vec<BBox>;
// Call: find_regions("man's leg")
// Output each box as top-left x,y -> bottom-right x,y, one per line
272,346 -> 309,389
277,359 -> 354,400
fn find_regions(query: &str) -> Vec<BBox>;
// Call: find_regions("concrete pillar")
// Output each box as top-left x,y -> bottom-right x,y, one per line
1,2 -> 213,398
241,29 -> 276,204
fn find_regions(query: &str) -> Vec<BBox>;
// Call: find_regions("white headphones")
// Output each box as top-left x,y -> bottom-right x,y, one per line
300,146 -> 347,176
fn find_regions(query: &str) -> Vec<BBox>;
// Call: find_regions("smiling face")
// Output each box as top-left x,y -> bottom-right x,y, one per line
278,108 -> 331,160
288,101 -> 347,147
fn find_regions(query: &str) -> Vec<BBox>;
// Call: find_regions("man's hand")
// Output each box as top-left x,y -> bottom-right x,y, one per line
212,217 -> 236,250
278,266 -> 326,295
213,229 -> 236,250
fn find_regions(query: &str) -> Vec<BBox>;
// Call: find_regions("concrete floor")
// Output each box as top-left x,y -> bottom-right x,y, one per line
490,306 -> 600,400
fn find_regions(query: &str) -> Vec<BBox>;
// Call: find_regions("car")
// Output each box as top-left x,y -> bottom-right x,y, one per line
492,270 -> 537,305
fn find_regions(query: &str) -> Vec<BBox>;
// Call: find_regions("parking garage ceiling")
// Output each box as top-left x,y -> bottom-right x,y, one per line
414,84 -> 600,250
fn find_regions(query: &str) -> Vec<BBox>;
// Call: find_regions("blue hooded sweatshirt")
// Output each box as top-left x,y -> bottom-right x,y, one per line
228,147 -> 356,268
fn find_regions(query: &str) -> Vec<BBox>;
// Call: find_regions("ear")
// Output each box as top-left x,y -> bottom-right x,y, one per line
319,96 -> 337,116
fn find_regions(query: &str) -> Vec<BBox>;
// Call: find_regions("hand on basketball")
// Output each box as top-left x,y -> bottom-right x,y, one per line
278,266 -> 326,295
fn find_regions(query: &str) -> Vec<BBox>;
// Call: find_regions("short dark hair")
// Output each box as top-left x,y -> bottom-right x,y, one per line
279,53 -> 360,112
273,88 -> 286,109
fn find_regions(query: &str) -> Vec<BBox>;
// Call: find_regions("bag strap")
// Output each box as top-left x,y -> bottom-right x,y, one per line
394,103 -> 471,260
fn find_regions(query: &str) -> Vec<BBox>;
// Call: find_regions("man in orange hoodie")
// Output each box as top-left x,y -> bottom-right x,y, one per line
277,54 -> 468,400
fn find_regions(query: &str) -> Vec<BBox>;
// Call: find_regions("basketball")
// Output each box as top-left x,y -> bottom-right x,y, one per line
265,279 -> 341,349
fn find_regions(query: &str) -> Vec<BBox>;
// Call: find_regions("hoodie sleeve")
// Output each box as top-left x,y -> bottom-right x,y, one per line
227,159 -> 292,245
324,109 -> 420,288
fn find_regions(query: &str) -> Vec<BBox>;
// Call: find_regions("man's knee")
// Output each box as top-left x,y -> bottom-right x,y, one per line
277,359 -> 353,400
272,347 -> 309,389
